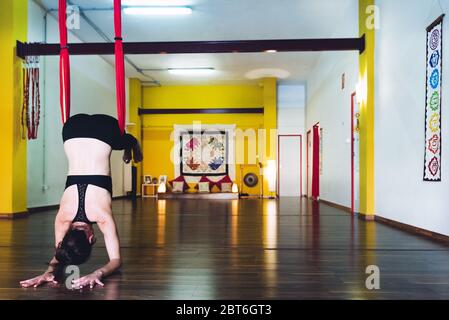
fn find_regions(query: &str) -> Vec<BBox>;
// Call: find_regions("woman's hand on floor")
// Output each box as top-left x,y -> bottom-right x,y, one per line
20,272 -> 57,288
71,271 -> 104,289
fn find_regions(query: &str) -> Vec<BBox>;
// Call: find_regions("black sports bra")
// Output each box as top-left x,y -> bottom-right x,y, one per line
62,114 -> 137,150
72,183 -> 94,225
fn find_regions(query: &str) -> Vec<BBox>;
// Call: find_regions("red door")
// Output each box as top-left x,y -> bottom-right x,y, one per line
306,130 -> 311,197
311,124 -> 320,200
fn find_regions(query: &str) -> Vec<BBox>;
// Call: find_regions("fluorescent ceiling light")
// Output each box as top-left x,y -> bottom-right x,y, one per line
123,0 -> 191,6
245,68 -> 290,80
124,6 -> 192,15
168,68 -> 215,76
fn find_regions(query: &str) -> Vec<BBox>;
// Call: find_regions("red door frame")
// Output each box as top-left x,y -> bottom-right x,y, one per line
350,92 -> 356,214
277,134 -> 303,197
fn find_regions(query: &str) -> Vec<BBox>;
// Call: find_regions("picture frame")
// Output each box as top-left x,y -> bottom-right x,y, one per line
144,175 -> 152,185
180,130 -> 229,176
159,175 -> 167,184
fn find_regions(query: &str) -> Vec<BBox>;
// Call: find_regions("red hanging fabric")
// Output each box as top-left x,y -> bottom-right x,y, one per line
33,67 -> 41,139
21,57 -> 42,140
311,125 -> 320,200
30,67 -> 36,139
59,0 -> 71,123
21,67 -> 30,139
57,1 -> 125,130
114,0 -> 126,134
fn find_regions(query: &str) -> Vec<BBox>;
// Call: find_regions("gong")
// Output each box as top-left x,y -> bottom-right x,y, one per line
243,173 -> 259,187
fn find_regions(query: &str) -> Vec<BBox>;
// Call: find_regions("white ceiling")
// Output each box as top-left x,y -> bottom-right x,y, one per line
37,0 -> 359,85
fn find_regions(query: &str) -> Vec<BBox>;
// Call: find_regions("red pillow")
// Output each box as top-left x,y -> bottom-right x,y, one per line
200,176 -> 212,182
196,176 -> 214,191
217,175 -> 233,189
169,175 -> 189,191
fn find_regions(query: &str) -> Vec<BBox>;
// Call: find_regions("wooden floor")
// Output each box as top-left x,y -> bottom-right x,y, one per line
1,197 -> 449,300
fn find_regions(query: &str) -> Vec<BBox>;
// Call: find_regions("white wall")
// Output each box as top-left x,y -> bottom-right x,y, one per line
375,0 -> 449,236
303,1 -> 358,207
27,0 -> 47,208
305,52 -> 358,207
277,85 -> 306,196
27,1 -> 129,208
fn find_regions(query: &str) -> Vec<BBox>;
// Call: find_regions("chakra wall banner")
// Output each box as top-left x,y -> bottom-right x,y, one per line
180,130 -> 229,176
424,15 -> 444,181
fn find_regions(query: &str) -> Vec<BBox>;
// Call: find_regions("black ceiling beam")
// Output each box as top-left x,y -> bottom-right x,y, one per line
138,108 -> 264,115
16,36 -> 365,59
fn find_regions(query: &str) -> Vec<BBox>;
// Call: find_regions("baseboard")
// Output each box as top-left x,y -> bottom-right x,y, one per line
0,211 -> 29,219
113,195 -> 132,200
27,195 -> 133,214
375,215 -> 449,243
318,199 -> 377,221
28,204 -> 59,213
357,213 -> 375,221
318,199 -> 449,242
319,199 -> 351,213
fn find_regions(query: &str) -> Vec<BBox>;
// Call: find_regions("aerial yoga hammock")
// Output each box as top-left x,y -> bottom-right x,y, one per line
58,0 -> 126,133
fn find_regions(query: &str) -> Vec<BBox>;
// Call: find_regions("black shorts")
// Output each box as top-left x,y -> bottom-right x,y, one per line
65,175 -> 113,195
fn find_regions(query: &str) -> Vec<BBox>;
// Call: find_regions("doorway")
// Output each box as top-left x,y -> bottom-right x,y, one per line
306,130 -> 311,197
278,135 -> 302,197
351,92 -> 360,214
307,124 -> 320,200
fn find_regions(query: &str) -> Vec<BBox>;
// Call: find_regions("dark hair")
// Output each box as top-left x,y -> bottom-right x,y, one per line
55,229 -> 93,266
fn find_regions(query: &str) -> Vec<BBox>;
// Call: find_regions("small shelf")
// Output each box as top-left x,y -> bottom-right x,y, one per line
141,184 -> 159,198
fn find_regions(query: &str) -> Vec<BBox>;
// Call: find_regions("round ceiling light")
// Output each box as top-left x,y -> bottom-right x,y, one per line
245,68 -> 290,80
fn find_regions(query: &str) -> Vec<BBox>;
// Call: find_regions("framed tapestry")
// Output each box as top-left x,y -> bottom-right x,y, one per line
424,15 -> 444,181
180,130 -> 229,176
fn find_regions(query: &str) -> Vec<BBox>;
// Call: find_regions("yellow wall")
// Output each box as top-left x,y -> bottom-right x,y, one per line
143,85 -> 263,109
359,0 -> 375,217
0,0 -> 28,216
140,83 -> 277,195
128,79 -> 143,194
262,78 -> 277,197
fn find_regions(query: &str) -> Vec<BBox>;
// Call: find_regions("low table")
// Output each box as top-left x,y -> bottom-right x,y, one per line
141,183 -> 159,198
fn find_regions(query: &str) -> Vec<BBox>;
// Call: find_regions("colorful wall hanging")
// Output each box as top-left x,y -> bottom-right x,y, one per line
424,15 -> 444,181
180,130 -> 229,176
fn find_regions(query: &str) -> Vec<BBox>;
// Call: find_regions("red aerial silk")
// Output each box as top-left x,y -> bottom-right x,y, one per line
58,0 -> 70,123
58,0 -> 126,133
311,125 -> 320,200
114,0 -> 126,134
